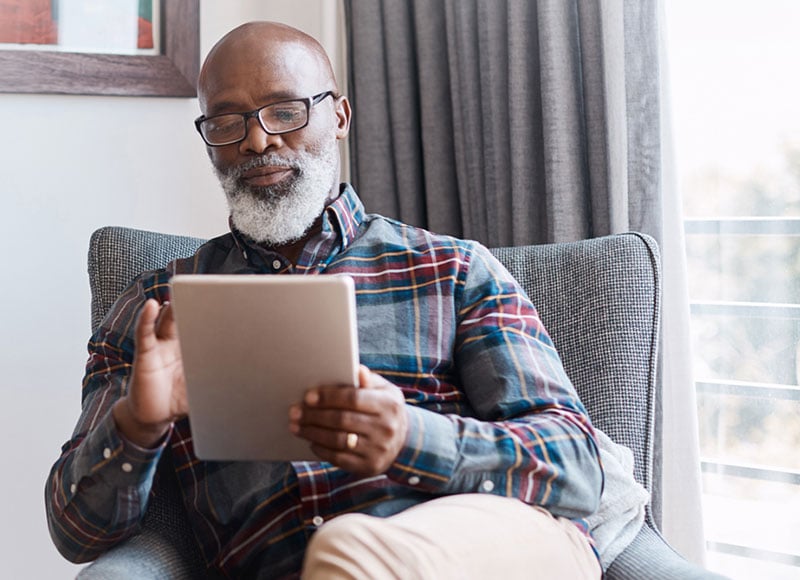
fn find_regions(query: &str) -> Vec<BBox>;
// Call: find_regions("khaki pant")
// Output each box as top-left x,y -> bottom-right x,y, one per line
302,494 -> 601,579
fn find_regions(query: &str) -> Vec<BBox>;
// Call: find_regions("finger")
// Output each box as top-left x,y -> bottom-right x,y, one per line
358,364 -> 372,388
305,386 -> 373,413
155,301 -> 178,340
288,404 -> 302,434
135,299 -> 161,352
299,406 -> 374,432
309,444 -> 369,473
356,365 -> 395,390
306,368 -> 395,406
309,435 -> 390,478
297,424 -> 368,456
305,385 -> 360,411
308,386 -> 398,415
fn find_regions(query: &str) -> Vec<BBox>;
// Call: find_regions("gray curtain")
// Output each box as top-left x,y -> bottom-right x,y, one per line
345,0 -> 662,248
345,0 -> 669,530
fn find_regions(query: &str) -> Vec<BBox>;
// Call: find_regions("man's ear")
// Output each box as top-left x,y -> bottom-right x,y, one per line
334,95 -> 352,140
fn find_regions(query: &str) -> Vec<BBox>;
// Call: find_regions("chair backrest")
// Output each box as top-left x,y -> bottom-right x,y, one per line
89,226 -> 206,332
88,227 -> 660,516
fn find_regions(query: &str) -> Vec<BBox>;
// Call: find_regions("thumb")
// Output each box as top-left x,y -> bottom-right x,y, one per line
357,365 -> 395,390
357,364 -> 372,388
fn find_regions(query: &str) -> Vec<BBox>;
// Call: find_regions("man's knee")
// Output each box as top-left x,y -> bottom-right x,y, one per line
308,513 -> 376,555
303,514 -> 391,580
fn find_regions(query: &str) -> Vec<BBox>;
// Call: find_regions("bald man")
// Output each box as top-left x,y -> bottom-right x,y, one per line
47,22 -> 603,579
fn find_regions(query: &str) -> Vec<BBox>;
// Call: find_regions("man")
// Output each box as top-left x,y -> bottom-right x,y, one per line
46,22 -> 603,579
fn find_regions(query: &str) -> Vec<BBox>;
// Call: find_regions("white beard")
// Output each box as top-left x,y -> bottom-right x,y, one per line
215,140 -> 339,245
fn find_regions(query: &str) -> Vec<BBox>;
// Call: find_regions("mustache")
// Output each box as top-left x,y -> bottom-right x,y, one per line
223,155 -> 300,179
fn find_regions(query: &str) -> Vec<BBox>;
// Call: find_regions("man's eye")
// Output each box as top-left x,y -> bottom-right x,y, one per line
210,116 -> 240,130
205,116 -> 242,137
271,107 -> 303,123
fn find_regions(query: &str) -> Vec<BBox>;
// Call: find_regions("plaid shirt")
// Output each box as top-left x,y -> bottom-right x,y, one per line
46,185 -> 603,578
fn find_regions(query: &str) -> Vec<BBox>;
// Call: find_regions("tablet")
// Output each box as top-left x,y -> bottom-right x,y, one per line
170,274 -> 359,461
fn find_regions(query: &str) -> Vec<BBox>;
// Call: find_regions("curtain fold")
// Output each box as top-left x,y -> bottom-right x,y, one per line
656,1 -> 707,562
345,0 -> 703,564
346,0 -> 663,246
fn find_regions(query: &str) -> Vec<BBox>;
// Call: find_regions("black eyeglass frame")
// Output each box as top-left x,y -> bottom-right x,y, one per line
194,90 -> 336,147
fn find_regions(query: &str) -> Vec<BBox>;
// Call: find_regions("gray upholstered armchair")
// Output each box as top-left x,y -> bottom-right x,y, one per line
76,226 -> 726,579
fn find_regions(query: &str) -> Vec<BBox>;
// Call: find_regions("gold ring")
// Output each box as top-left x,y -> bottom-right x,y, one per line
346,432 -> 359,450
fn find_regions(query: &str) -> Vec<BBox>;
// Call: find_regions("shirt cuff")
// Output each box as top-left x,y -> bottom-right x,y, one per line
385,404 -> 458,491
65,409 -> 166,501
386,405 -> 512,497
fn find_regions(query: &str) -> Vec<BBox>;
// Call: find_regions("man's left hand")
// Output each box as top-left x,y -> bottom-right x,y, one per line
288,365 -> 408,476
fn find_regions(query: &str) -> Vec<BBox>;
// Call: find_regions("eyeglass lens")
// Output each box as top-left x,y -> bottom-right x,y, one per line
201,100 -> 309,145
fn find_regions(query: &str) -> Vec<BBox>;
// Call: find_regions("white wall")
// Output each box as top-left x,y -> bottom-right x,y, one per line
0,1 -> 343,576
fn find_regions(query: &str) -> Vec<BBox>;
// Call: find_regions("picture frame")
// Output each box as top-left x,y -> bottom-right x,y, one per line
0,0 -> 199,97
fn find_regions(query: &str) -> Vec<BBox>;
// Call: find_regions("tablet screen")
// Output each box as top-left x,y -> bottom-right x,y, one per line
171,274 -> 359,461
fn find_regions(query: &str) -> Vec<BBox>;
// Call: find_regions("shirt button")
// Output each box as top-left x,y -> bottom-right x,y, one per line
481,480 -> 495,492
70,483 -> 77,494
272,259 -> 281,270
121,462 -> 133,473
408,475 -> 420,486
103,448 -> 112,459
312,515 -> 324,527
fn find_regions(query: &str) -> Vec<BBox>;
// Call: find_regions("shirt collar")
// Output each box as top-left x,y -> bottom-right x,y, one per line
323,183 -> 365,251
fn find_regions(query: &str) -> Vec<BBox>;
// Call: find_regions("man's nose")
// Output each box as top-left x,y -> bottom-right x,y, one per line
239,116 -> 284,154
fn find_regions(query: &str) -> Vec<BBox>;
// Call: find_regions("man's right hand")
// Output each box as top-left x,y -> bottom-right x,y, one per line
112,298 -> 188,448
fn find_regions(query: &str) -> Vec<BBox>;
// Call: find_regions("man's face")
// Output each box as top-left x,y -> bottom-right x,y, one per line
198,37 -> 350,245
214,136 -> 340,246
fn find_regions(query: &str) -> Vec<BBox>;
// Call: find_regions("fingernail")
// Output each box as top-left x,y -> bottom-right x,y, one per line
288,406 -> 301,420
305,390 -> 319,405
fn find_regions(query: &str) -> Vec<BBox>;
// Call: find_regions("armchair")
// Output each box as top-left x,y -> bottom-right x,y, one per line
77,226 -> 726,579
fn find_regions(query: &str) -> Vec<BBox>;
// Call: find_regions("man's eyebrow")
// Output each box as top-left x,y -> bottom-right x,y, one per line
206,92 -> 304,116
205,101 -> 241,115
261,91 -> 303,102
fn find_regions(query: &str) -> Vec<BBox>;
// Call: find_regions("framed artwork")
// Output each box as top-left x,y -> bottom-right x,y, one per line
0,0 -> 199,97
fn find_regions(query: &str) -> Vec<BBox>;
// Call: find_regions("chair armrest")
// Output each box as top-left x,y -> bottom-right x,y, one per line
77,451 -> 211,579
606,524 -> 730,580
76,524 -> 200,580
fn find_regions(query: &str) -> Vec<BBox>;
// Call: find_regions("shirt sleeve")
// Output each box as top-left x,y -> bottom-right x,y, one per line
45,275 -> 168,563
386,244 -> 604,520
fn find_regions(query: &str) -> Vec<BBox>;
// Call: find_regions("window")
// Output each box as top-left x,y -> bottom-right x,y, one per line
666,2 -> 800,578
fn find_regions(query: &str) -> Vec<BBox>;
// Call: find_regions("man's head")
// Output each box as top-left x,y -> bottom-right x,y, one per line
197,22 -> 351,246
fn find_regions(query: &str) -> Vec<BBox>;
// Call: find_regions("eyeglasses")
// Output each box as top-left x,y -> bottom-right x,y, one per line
194,91 -> 336,147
